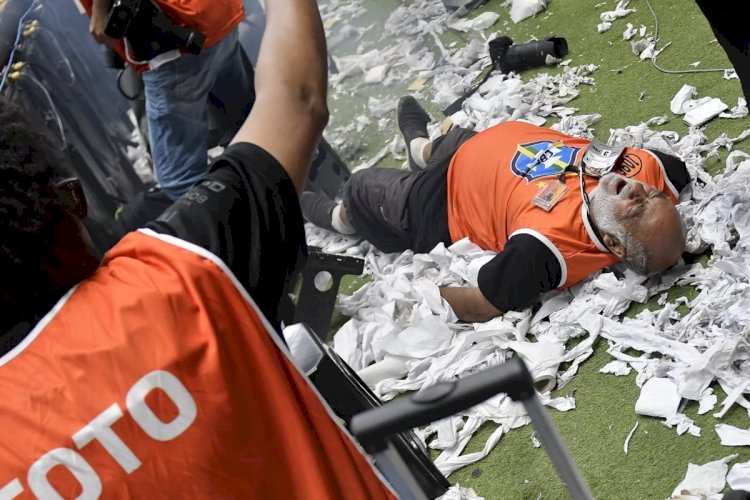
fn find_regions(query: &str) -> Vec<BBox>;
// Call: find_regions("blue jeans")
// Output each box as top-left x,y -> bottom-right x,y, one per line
142,29 -> 254,200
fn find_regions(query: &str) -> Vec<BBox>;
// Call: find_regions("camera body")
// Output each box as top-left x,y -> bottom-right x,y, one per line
102,0 -> 205,59
489,36 -> 569,74
103,0 -> 141,40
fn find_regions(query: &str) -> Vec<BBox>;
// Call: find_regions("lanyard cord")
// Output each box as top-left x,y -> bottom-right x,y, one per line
578,167 -> 613,253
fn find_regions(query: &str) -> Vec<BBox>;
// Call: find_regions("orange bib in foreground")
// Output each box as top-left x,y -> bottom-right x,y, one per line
447,121 -> 679,287
0,230 -> 394,499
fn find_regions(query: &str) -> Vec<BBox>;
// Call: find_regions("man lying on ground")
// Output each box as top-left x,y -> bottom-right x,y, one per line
303,96 -> 690,323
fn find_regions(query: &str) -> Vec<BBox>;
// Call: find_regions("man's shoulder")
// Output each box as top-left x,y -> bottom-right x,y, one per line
618,147 -> 689,197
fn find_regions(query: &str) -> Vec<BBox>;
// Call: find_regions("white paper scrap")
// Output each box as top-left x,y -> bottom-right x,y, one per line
631,38 -> 651,56
447,12 -> 500,32
623,23 -> 637,40
720,97 -> 749,119
725,69 -> 739,80
508,341 -> 565,393
437,484 -> 485,500
671,455 -> 738,498
698,390 -> 718,415
600,360 -> 632,376
715,424 -> 750,447
670,85 -> 697,115
600,0 -> 635,23
639,40 -> 658,60
727,461 -> 750,491
663,413 -> 702,437
364,64 -> 388,84
714,380 -> 750,419
434,424 -> 506,476
624,421 -> 639,455
597,21 -> 612,33
531,432 -> 541,448
635,377 -> 681,418
509,0 -> 548,23
684,98 -> 728,127
357,357 -> 409,386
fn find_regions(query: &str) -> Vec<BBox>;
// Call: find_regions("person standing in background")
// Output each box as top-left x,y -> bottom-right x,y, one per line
82,0 -> 255,200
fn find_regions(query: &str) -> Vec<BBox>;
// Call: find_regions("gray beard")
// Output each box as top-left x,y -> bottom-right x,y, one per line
589,187 -> 627,243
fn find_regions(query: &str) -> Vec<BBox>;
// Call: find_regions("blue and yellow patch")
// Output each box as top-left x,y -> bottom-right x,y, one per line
510,140 -> 582,182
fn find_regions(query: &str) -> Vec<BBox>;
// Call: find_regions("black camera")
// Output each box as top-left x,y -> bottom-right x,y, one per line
489,36 -> 569,74
103,0 -> 206,60
104,0 -> 141,40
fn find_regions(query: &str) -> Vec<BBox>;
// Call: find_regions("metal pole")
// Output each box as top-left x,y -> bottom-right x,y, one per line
371,443 -> 429,500
523,395 -> 594,500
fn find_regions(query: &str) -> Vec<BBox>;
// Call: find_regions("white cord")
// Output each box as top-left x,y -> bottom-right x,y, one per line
38,28 -> 75,84
20,73 -> 66,148
645,0 -> 731,75
124,39 -> 149,66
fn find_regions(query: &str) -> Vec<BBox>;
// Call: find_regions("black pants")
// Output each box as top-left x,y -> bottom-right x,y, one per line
342,127 -> 476,253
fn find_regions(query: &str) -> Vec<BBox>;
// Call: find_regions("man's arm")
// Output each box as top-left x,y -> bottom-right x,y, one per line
439,287 -> 502,323
440,233 -> 563,322
230,0 -> 329,194
146,0 -> 328,325
648,149 -> 690,194
147,145 -> 305,325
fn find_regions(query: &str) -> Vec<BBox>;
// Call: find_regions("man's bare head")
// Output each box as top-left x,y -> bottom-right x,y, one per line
589,173 -> 685,274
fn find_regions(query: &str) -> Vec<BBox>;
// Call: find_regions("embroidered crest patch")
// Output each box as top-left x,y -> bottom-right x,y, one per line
511,140 -> 582,182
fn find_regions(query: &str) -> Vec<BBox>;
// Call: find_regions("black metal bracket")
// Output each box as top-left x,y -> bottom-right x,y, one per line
292,247 -> 364,339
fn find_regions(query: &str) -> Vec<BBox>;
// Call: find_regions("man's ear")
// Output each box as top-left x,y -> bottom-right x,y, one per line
603,233 -> 626,260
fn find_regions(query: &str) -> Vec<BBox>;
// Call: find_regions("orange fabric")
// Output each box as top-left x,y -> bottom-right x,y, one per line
0,231 -> 394,499
447,121 -> 677,287
79,0 -> 244,70
156,0 -> 245,48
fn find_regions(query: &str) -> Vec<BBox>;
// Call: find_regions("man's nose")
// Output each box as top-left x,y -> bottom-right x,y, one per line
627,181 -> 646,199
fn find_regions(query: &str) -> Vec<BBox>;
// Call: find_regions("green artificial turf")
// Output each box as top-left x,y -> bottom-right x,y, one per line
450,341 -> 750,499
323,0 -> 750,498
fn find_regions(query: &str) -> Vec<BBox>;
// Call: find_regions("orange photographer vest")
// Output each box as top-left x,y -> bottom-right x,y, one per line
78,0 -> 244,69
446,121 -> 679,288
0,230 -> 394,499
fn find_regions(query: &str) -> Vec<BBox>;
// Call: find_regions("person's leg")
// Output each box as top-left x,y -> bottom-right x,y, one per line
302,167 -> 420,253
424,127 -> 477,169
340,167 -> 422,253
207,29 -> 256,147
397,96 -> 432,171
301,191 -> 356,234
142,34 -> 238,200
397,96 -> 476,170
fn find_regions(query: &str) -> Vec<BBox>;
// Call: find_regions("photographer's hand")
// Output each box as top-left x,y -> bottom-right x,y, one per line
90,0 -> 117,46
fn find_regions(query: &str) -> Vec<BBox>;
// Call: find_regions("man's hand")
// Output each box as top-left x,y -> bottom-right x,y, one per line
90,0 -> 117,46
439,286 -> 502,323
